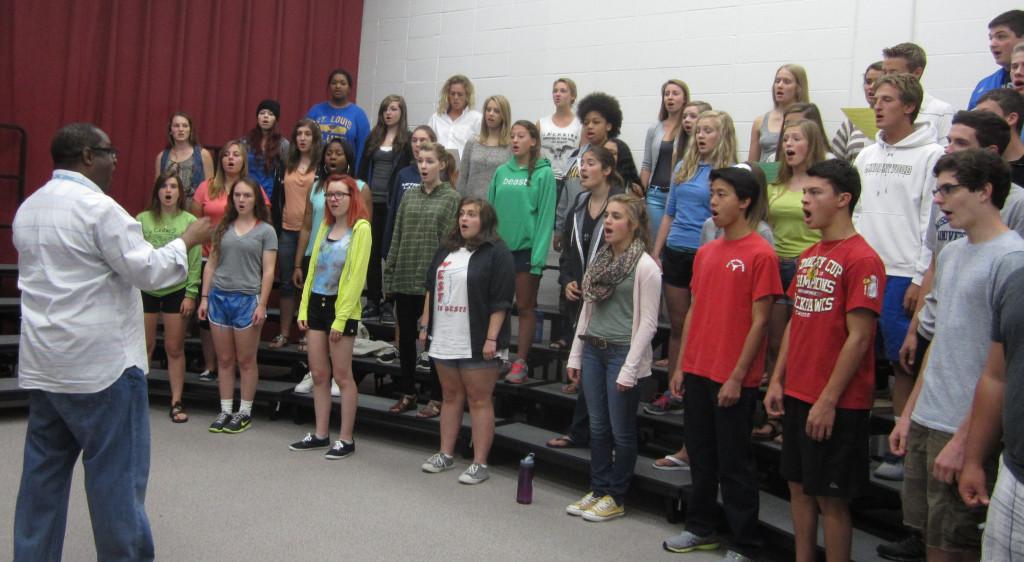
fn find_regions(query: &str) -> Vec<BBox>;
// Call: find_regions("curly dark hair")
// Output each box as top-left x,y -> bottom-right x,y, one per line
576,92 -> 622,138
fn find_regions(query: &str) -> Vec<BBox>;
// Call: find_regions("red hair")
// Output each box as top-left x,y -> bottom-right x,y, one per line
323,174 -> 369,229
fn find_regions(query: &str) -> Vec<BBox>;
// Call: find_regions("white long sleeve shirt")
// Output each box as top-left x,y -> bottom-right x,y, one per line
14,170 -> 188,393
428,109 -> 482,159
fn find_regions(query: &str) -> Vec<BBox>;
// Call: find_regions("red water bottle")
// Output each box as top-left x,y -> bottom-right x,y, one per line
516,452 -> 535,504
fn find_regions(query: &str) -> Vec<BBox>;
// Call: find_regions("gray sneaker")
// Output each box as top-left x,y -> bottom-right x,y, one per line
874,459 -> 905,481
723,551 -> 753,561
458,463 -> 489,484
421,452 -> 455,473
662,530 -> 720,553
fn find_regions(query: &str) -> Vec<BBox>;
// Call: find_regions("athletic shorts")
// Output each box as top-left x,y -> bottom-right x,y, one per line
878,275 -> 913,362
662,246 -> 697,288
306,292 -> 357,335
142,287 -> 186,314
779,395 -> 870,498
982,457 -> 1024,560
903,421 -> 994,552
207,288 -> 258,331
511,249 -> 534,274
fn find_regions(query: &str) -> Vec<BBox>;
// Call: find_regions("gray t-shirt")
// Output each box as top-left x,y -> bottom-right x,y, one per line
212,221 -> 278,295
912,230 -> 1024,433
457,139 -> 510,199
370,147 -> 395,203
918,184 -> 1024,339
991,251 -> 1024,481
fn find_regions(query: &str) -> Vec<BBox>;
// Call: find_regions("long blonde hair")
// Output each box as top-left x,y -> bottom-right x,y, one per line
772,64 -> 810,108
209,140 -> 249,199
673,110 -> 738,184
478,95 -> 512,146
774,119 -> 829,187
608,194 -> 652,252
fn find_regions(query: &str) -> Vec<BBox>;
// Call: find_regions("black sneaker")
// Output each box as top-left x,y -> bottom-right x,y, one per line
324,440 -> 355,460
209,412 -> 232,433
877,532 -> 925,562
223,412 -> 252,434
363,302 -> 381,319
289,432 -> 330,451
380,302 -> 395,326
376,350 -> 397,364
197,369 -> 217,382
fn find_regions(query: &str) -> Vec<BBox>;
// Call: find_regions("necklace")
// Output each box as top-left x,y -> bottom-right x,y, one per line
806,235 -> 857,280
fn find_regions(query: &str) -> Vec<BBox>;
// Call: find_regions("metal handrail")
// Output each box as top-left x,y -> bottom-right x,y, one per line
0,124 -> 27,229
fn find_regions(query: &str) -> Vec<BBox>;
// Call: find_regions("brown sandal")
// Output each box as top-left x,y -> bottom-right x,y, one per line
170,401 -> 188,423
416,400 -> 441,418
268,334 -> 289,348
388,394 -> 417,414
546,434 -> 576,448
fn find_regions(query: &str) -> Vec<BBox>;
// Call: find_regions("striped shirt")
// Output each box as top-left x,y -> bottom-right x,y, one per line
384,182 -> 460,295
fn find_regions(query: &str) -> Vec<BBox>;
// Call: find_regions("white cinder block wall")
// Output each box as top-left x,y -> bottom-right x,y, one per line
357,0 -> 1019,161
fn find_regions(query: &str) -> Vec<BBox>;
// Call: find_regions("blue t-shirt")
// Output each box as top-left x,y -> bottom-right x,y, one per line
665,162 -> 712,250
312,229 -> 351,295
247,152 -> 276,201
306,102 -> 371,169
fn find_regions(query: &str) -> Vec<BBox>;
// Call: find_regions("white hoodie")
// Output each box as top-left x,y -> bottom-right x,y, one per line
853,123 -> 944,282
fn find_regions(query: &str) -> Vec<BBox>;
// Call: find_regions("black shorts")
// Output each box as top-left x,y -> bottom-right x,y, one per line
661,246 -> 697,288
142,288 -> 187,314
908,332 -> 931,378
306,292 -> 358,335
511,249 -> 534,274
779,395 -> 870,498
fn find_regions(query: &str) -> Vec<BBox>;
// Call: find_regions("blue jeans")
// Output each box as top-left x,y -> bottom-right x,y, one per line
646,185 -> 669,241
580,342 -> 640,504
15,367 -> 154,562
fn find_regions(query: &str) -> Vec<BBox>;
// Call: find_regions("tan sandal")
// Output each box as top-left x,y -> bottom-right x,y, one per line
388,394 -> 417,415
416,400 -> 441,418
268,334 -> 288,348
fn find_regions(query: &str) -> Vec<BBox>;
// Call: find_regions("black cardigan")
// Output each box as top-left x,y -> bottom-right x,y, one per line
270,166 -> 324,234
357,138 -> 413,202
557,184 -> 625,288
423,239 -> 516,359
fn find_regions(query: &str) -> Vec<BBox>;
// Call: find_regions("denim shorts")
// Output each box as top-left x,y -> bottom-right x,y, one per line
776,257 -> 798,305
432,356 -> 504,371
207,288 -> 258,330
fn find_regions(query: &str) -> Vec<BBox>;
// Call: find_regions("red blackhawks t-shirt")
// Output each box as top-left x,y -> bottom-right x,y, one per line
682,231 -> 781,387
784,234 -> 885,410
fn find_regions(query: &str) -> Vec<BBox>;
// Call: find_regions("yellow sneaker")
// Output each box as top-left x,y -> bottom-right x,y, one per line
566,492 -> 600,516
582,495 -> 624,522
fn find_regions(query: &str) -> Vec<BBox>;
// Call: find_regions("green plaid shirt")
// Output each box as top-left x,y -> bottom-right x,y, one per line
383,182 -> 461,295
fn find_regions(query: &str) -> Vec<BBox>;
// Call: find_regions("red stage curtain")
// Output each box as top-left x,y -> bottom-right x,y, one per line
0,0 -> 364,260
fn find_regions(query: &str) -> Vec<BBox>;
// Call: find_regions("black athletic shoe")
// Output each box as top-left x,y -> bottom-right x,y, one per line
223,412 -> 252,434
324,440 -> 355,460
209,412 -> 232,433
363,302 -> 381,319
197,369 -> 217,382
380,302 -> 395,326
289,432 -> 330,451
877,532 -> 925,562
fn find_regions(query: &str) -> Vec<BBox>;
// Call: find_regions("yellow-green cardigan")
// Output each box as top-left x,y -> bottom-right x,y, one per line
298,218 -> 372,332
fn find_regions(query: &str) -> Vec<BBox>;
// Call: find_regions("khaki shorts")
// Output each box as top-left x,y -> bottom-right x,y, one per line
903,421 -> 995,552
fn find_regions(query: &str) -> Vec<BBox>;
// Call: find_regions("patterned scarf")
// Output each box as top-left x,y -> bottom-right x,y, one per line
581,237 -> 645,303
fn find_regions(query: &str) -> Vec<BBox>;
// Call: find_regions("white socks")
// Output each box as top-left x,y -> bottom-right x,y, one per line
220,400 -> 233,414
239,399 -> 254,416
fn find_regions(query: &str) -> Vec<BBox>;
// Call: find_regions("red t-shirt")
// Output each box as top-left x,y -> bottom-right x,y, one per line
682,232 -> 781,387
784,234 -> 885,409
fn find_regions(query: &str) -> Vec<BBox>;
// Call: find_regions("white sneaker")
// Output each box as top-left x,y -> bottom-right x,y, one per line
331,379 -> 340,397
294,372 -> 314,394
